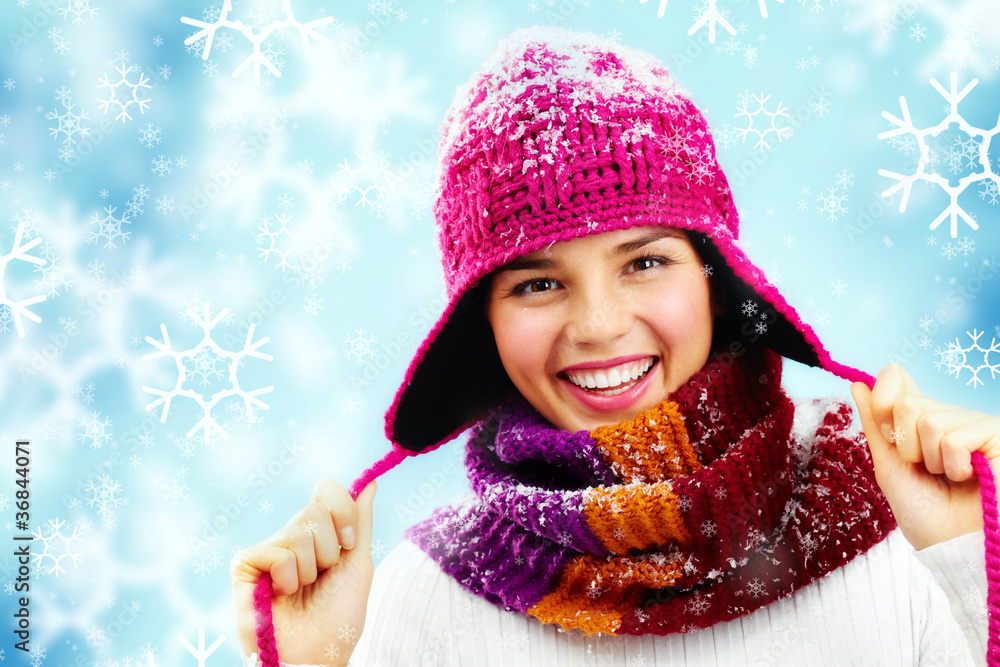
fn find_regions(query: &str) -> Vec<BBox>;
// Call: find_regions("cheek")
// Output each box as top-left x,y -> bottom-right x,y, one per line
644,281 -> 713,344
490,307 -> 556,377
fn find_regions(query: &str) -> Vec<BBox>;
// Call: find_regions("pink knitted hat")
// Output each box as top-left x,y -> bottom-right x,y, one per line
348,25 -> 877,498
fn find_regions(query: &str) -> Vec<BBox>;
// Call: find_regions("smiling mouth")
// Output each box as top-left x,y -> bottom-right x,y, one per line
558,357 -> 659,396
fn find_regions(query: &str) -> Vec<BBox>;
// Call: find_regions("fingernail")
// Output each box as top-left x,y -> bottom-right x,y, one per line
879,423 -> 892,440
341,526 -> 356,549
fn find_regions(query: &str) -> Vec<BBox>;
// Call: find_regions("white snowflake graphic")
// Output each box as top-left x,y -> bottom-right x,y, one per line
181,0 -> 336,85
735,92 -> 792,151
816,186 -> 849,222
84,473 -> 128,529
78,411 -> 114,448
342,328 -> 378,366
829,278 -> 849,299
97,64 -> 152,123
46,90 -> 90,152
639,0 -> 794,44
332,151 -> 392,215
87,206 -> 131,249
137,122 -> 162,147
31,517 -> 85,576
685,590 -> 712,615
933,329 -> 1000,388
746,577 -> 766,598
337,622 -> 358,643
797,0 -> 836,11
0,213 -> 48,337
150,154 -> 173,178
60,0 -> 98,25
143,301 -> 274,447
256,212 -> 314,272
878,72 -> 1000,238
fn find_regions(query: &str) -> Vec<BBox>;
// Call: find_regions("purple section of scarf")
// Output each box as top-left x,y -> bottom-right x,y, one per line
404,495 -> 578,613
404,395 -> 621,612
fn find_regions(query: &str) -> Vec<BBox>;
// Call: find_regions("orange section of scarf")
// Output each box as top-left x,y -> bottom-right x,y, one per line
527,551 -> 687,635
582,400 -> 702,553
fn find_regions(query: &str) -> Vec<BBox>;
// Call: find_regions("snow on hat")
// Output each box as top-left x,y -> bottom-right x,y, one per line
347,25 -> 877,499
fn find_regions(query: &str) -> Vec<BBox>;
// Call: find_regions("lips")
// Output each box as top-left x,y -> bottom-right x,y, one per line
559,357 -> 660,412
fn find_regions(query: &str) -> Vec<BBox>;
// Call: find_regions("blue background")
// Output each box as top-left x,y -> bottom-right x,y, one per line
0,0 -> 998,663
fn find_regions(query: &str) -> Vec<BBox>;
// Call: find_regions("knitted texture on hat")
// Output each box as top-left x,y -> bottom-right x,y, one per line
404,347 -> 897,635
434,25 -> 737,301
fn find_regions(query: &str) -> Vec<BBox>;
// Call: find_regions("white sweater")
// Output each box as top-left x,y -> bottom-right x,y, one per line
245,526 -> 990,666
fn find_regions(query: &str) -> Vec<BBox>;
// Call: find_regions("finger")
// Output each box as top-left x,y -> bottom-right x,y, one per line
231,544 -> 300,597
868,364 -> 923,442
890,394 -> 956,464
264,514 -> 319,589
297,502 -> 342,570
913,408 -> 981,475
353,480 -> 377,555
850,381 -> 898,479
939,416 -> 1000,483
312,478 -> 360,552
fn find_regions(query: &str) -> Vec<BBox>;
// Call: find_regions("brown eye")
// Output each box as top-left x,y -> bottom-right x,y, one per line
513,278 -> 557,295
629,256 -> 668,273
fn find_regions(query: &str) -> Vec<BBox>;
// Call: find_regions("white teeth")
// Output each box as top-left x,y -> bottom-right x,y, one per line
565,357 -> 655,392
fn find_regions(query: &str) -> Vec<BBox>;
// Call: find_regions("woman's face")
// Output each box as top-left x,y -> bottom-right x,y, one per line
485,225 -> 718,433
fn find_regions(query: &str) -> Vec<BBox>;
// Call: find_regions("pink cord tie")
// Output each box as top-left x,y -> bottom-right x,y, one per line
971,450 -> 1000,665
253,572 -> 280,667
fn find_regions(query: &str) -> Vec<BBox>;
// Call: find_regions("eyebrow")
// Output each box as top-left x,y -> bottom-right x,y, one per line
492,227 -> 684,277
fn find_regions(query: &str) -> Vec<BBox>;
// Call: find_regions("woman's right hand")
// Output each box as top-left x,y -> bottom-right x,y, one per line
231,479 -> 377,666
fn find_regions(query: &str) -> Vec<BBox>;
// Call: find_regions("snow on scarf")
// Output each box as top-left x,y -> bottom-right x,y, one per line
404,346 -> 897,635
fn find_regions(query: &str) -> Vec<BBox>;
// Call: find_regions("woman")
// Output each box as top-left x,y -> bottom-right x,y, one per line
233,25 -> 1000,666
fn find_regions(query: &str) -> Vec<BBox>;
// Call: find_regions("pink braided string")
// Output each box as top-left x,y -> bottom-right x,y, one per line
253,572 -> 280,667
972,450 -> 1000,665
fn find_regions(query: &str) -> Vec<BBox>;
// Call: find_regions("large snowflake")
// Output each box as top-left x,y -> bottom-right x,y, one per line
256,212 -> 313,271
0,213 -> 48,338
638,0 -> 786,44
31,517 -> 85,576
142,301 -> 273,447
332,150 -> 391,216
734,92 -> 792,151
877,72 -> 1000,238
97,64 -> 152,123
933,329 -> 1000,388
180,0 -> 336,85
60,0 -> 98,25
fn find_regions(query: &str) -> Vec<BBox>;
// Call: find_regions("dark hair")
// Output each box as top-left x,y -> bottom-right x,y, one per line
683,230 -> 767,362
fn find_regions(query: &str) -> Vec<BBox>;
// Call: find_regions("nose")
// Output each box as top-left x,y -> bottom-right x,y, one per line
564,283 -> 632,348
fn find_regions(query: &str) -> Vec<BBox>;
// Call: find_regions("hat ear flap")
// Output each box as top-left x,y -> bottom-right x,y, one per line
687,231 -> 821,368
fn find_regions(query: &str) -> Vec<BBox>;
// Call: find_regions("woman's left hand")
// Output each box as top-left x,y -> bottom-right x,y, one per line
849,363 -> 1000,551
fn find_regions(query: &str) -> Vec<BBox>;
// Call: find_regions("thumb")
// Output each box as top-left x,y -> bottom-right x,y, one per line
351,480 -> 376,556
850,382 -> 897,479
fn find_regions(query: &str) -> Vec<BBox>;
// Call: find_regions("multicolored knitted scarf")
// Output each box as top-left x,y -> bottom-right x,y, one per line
404,346 -> 898,635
